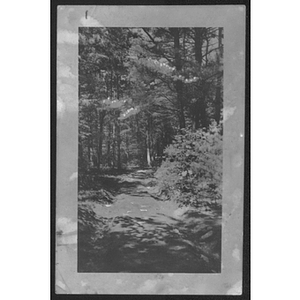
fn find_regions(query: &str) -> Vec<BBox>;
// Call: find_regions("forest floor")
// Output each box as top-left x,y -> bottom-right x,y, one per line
78,168 -> 222,273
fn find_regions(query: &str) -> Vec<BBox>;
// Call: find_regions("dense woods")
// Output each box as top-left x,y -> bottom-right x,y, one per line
79,27 -> 223,171
78,27 -> 223,273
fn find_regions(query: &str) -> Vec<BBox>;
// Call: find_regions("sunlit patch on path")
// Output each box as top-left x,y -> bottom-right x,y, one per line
78,169 -> 221,273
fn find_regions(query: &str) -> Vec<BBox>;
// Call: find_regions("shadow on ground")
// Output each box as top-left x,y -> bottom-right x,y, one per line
78,169 -> 221,273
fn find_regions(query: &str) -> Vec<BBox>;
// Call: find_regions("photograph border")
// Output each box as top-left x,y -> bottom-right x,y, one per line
51,0 -> 250,298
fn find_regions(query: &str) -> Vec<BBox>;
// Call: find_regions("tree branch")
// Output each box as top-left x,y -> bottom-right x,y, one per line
142,28 -> 173,64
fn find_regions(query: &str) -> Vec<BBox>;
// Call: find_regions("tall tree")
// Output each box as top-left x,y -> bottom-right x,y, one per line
78,27 -> 223,172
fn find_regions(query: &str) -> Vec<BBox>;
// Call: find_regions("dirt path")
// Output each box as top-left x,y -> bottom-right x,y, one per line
78,169 -> 221,273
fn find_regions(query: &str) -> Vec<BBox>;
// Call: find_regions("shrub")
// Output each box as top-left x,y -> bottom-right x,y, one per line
155,122 -> 222,208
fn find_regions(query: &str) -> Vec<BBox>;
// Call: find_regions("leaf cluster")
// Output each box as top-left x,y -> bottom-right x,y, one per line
155,122 -> 222,208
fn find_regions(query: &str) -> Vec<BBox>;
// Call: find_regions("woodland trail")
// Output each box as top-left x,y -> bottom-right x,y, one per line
78,169 -> 221,273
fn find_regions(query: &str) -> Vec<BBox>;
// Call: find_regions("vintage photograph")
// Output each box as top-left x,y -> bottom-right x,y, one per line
78,27 -> 223,273
55,4 -> 247,295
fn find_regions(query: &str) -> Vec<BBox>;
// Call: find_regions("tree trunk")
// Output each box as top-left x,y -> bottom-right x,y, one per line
199,96 -> 208,129
88,138 -> 91,168
112,122 -> 116,168
135,115 -> 142,165
146,131 -> 151,168
215,27 -> 223,124
194,106 -> 200,130
97,111 -> 105,170
146,114 -> 152,167
194,28 -> 208,130
116,116 -> 121,170
194,28 -> 203,66
125,134 -> 129,164
116,74 -> 122,170
171,28 -> 185,129
107,122 -> 112,168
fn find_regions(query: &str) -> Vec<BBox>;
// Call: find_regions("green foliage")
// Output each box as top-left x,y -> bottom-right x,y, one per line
155,122 -> 222,208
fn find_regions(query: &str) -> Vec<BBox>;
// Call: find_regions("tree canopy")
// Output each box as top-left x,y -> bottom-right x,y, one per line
79,27 -> 223,173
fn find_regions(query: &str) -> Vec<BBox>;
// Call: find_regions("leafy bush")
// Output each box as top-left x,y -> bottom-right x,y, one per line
155,122 -> 222,208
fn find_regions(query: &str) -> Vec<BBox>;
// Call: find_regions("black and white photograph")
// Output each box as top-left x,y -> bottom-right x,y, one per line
77,26 -> 223,274
54,3 -> 248,295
